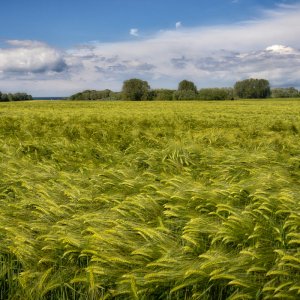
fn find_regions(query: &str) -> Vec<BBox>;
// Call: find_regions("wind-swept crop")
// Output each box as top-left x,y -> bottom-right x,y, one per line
0,100 -> 300,299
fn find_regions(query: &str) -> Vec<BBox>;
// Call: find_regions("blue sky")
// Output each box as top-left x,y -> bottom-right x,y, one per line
1,0 -> 300,96
0,0 -> 296,47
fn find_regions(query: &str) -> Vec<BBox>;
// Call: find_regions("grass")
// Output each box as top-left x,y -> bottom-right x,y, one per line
0,99 -> 300,299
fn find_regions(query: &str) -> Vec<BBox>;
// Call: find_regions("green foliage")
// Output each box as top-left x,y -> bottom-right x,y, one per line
0,100 -> 300,299
198,88 -> 234,100
67,80 -> 300,102
173,90 -> 198,100
178,80 -> 197,93
69,89 -> 121,101
271,87 -> 300,98
174,80 -> 198,100
151,89 -> 175,101
234,78 -> 271,99
122,78 -> 150,101
0,91 -> 32,102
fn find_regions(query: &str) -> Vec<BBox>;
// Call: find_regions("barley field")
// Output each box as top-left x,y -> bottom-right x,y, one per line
0,100 -> 300,299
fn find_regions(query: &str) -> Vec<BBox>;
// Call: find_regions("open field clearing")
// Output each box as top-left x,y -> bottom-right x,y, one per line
1,100 -> 300,299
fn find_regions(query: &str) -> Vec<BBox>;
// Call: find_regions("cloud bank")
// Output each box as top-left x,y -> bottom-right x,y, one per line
0,40 -> 67,75
1,4 -> 300,95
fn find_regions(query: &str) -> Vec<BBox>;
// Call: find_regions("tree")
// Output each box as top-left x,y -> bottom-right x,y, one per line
178,80 -> 197,93
0,93 -> 9,102
122,78 -> 150,101
175,80 -> 198,100
151,89 -> 175,101
69,89 -> 115,101
198,88 -> 234,100
8,93 -> 14,102
0,92 -> 32,102
271,87 -> 300,98
108,92 -> 122,100
234,78 -> 271,99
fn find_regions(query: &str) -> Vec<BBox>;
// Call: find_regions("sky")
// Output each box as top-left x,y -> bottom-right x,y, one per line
1,0 -> 300,96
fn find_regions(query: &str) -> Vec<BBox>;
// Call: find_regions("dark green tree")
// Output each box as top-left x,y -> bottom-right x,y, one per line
0,93 -> 9,102
69,89 -> 114,100
234,78 -> 271,99
174,80 -> 198,100
122,78 -> 150,101
0,92 -> 32,102
178,80 -> 197,93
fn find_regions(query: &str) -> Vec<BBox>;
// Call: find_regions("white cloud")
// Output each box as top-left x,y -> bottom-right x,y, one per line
1,4 -> 300,95
175,21 -> 182,29
66,4 -> 300,89
0,40 -> 67,74
6,40 -> 47,48
129,28 -> 139,37
265,44 -> 296,54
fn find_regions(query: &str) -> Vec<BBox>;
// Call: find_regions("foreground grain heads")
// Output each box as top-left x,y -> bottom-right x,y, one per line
0,100 -> 300,299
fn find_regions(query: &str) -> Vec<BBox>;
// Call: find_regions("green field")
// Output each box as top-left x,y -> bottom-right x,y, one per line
1,100 -> 300,299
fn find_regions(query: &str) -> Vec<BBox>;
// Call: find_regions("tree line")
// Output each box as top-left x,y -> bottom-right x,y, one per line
1,79 -> 299,102
69,89 -> 122,101
0,91 -> 33,102
70,78 -> 300,101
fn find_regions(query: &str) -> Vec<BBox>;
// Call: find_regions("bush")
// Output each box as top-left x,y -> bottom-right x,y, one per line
151,89 -> 175,101
173,90 -> 198,100
271,87 -> 300,98
198,88 -> 234,100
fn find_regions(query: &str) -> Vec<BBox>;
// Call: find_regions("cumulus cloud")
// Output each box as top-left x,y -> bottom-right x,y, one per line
129,28 -> 139,37
2,4 -> 300,95
265,44 -> 296,54
0,40 -> 67,74
194,46 -> 300,73
65,3 -> 300,90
